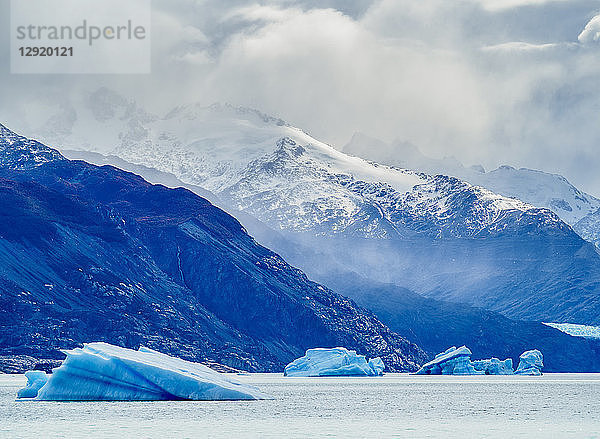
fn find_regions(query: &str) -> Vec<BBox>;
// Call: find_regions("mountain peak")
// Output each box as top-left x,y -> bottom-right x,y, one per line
0,123 -> 65,170
0,123 -> 19,143
275,137 -> 305,158
163,102 -> 288,128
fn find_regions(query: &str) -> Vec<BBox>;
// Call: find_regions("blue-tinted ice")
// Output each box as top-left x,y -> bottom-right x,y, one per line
472,358 -> 514,375
515,350 -> 544,376
17,343 -> 268,401
284,348 -> 385,377
415,346 -> 543,375
17,371 -> 49,399
415,346 -> 483,375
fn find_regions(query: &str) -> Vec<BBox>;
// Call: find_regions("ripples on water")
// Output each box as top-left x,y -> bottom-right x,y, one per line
1,374 -> 599,438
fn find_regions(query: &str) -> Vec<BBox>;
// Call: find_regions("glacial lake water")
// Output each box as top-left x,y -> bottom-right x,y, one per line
1,373 -> 599,438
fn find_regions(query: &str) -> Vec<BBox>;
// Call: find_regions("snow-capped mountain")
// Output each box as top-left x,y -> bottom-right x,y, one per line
343,132 -> 600,228
60,151 -> 600,372
0,124 -> 64,169
574,209 -> 600,248
466,166 -> 600,226
0,122 -> 427,372
28,91 -> 560,241
19,88 -> 600,324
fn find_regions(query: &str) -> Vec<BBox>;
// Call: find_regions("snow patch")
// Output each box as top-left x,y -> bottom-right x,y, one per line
543,322 -> 600,339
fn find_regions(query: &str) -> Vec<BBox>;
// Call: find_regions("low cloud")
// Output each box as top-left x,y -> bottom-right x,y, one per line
482,42 -> 562,51
2,0 -> 600,194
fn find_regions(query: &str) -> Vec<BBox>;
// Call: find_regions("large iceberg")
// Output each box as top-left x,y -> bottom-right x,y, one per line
284,347 -> 385,377
17,343 -> 268,401
515,350 -> 544,376
415,346 -> 483,375
415,346 -> 543,375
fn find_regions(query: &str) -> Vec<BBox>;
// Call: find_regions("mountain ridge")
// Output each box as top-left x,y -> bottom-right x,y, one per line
13,90 -> 600,324
0,123 -> 427,372
342,131 -> 600,229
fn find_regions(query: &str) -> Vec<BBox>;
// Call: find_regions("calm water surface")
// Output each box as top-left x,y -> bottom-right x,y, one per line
1,373 -> 599,438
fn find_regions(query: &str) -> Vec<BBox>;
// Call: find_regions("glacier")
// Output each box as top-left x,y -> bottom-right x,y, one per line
284,348 -> 385,377
17,343 -> 268,401
415,346 -> 542,375
543,322 -> 600,340
515,350 -> 544,376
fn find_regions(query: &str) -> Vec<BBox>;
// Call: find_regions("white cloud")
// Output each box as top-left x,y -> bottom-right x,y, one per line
203,5 -> 492,156
224,4 -> 301,22
173,51 -> 213,65
2,0 -> 600,193
579,14 -> 600,43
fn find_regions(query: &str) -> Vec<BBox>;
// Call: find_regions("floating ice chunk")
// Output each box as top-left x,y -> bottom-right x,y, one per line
515,350 -> 543,376
416,346 -> 523,375
415,346 -> 483,375
284,347 -> 384,377
17,371 -> 49,398
17,342 -> 268,401
472,358 -> 514,375
368,357 -> 385,375
440,355 -> 483,375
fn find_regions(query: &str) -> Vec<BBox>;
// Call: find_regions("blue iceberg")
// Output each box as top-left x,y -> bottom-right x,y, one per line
368,357 -> 385,375
17,342 -> 268,401
415,346 -> 542,375
472,358 -> 514,375
415,346 -> 483,375
284,347 -> 385,377
515,350 -> 544,376
17,371 -> 49,399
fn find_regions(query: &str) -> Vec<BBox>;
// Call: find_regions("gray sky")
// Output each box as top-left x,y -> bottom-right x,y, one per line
1,0 -> 600,194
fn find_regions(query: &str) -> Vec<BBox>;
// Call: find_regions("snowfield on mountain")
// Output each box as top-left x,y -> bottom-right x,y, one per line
342,132 -> 600,228
16,88 -> 600,326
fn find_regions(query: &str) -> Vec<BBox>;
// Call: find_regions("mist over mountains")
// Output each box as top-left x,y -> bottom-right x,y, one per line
23,89 -> 600,322
2,88 -> 598,372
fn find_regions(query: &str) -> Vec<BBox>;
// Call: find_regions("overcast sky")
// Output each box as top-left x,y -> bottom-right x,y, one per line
1,0 -> 600,193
